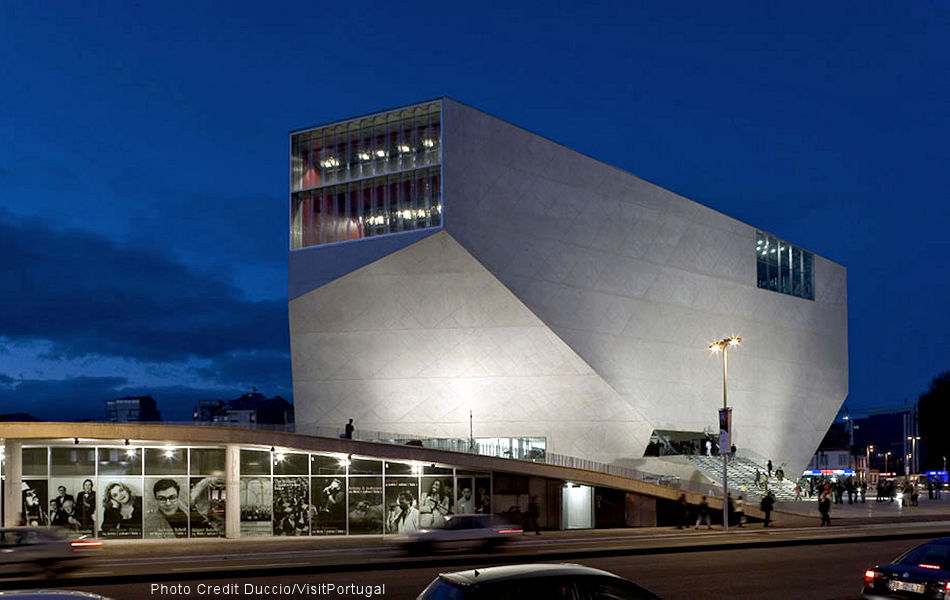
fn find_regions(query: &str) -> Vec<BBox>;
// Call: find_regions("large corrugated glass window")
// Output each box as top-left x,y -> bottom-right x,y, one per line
290,102 -> 442,249
756,230 -> 814,300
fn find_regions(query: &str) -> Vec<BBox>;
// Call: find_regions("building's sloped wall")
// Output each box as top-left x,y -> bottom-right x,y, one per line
440,99 -> 848,473
290,231 -> 655,462
289,229 -> 441,300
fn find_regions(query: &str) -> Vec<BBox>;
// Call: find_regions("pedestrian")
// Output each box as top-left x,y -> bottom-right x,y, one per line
767,459 -> 773,477
524,496 -> 541,535
343,418 -> 354,439
735,495 -> 745,527
695,496 -> 712,529
794,483 -> 802,501
818,489 -> 831,526
675,494 -> 689,529
911,483 -> 919,507
860,482 -> 867,503
760,491 -> 775,527
705,440 -> 712,457
754,468 -> 761,486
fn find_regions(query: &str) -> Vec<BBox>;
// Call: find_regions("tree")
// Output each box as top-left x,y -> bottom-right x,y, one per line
917,371 -> 950,471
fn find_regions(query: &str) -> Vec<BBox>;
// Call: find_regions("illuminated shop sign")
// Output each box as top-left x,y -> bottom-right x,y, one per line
802,469 -> 855,476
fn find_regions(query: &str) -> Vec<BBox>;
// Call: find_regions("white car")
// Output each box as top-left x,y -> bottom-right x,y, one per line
403,514 -> 523,553
417,563 -> 663,599
0,528 -> 101,578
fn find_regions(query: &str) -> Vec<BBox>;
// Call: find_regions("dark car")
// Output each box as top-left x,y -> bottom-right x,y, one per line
862,537 -> 950,599
416,563 -> 662,599
0,527 -> 101,578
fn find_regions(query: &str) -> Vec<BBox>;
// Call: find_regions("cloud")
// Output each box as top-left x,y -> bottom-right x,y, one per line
0,374 -> 264,421
0,375 -> 128,420
0,210 -> 289,363
193,350 -> 292,391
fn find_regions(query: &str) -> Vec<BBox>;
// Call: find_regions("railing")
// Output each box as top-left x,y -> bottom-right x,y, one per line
121,421 -> 727,497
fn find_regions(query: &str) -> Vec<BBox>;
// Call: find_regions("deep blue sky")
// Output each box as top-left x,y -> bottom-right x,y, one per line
1,2 -> 947,421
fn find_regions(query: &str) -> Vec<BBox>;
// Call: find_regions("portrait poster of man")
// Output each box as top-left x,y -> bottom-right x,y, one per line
240,476 -> 273,537
419,476 -> 453,528
190,476 -> 226,538
99,477 -> 143,538
22,480 -> 49,527
311,476 -> 346,535
348,480 -> 383,535
456,478 -> 477,514
49,477 -> 95,536
273,477 -> 309,536
474,477 -> 491,514
384,478 -> 420,534
143,477 -> 189,539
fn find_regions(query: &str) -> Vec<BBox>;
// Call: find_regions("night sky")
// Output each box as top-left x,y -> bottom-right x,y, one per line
1,2 -> 947,421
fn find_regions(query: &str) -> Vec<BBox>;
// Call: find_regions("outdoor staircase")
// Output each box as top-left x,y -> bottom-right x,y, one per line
685,455 -> 812,502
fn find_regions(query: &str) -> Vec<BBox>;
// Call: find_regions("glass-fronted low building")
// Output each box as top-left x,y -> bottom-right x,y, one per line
288,98 -> 849,478
2,423 -> 674,538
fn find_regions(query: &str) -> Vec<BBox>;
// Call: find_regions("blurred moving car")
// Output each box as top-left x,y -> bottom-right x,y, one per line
0,528 -> 101,578
403,514 -> 522,553
416,563 -> 662,599
862,537 -> 950,599
0,592 -> 113,599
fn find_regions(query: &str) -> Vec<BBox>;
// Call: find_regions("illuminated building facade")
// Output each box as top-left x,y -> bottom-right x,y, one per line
288,98 -> 849,475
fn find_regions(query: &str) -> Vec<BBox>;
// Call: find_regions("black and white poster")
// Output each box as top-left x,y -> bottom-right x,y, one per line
474,477 -> 491,514
384,478 -> 420,534
190,476 -> 226,537
348,479 -> 383,535
22,480 -> 49,527
49,477 -> 95,536
311,476 -> 346,535
273,477 -> 309,536
419,476 -> 453,528
240,477 -> 272,537
99,478 -> 143,538
143,477 -> 189,538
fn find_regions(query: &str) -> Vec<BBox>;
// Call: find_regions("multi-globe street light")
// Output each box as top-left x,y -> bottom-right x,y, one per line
708,336 -> 741,532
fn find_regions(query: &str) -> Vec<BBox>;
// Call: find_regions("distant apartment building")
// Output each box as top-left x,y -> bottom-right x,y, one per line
106,395 -> 161,422
193,392 -> 294,426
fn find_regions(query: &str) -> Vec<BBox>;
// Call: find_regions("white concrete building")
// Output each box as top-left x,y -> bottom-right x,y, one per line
288,98 -> 848,475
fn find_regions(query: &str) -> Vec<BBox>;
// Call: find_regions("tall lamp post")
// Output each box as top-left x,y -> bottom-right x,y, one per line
907,436 -> 920,475
709,336 -> 741,532
884,451 -> 892,474
866,445 -> 874,485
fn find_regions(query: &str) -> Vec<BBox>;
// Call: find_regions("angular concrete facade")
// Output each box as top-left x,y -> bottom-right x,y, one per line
289,99 -> 848,473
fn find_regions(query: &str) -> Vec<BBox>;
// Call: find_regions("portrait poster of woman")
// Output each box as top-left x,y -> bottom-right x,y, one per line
419,477 -> 453,528
99,478 -> 143,538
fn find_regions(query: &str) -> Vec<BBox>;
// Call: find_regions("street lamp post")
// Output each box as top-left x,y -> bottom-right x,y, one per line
884,451 -> 892,474
708,336 -> 741,532
866,445 -> 874,484
907,436 -> 920,475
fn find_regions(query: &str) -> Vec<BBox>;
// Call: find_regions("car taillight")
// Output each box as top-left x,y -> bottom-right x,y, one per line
864,569 -> 881,587
71,540 -> 102,547
498,529 -> 523,534
945,580 -> 950,594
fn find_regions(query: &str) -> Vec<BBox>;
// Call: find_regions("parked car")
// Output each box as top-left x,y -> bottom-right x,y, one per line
403,514 -> 522,553
416,563 -> 662,599
0,528 -> 101,578
862,537 -> 950,598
